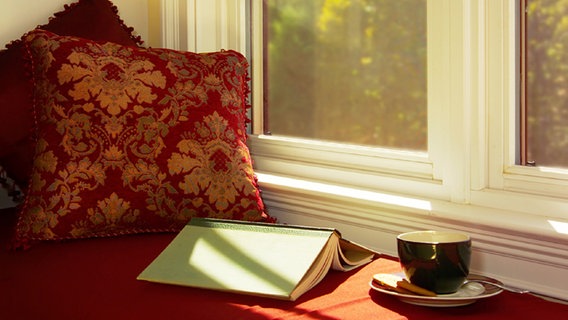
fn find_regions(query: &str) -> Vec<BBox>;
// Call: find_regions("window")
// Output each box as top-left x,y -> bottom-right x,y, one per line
248,0 -> 568,218
250,0 -> 447,195
263,0 -> 427,150
522,0 -> 568,168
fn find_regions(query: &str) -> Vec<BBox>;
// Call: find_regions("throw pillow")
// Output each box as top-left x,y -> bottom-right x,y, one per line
14,29 -> 270,246
0,0 -> 143,190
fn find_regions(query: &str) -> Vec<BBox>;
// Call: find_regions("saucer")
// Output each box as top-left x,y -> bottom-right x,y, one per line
369,273 -> 503,307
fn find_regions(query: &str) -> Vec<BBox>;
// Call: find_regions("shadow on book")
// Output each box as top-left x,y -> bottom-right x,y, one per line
137,218 -> 379,301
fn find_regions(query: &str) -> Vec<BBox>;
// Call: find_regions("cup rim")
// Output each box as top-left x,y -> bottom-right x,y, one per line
397,230 -> 470,244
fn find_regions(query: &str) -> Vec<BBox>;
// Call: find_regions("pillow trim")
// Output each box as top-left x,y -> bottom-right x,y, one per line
2,0 -> 144,52
52,0 -> 144,46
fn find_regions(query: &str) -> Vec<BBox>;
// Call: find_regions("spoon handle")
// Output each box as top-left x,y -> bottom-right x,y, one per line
467,280 -> 529,294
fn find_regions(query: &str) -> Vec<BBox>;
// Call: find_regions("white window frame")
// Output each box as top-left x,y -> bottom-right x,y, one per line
250,0 -> 568,217
249,0 -> 452,199
473,0 -> 568,215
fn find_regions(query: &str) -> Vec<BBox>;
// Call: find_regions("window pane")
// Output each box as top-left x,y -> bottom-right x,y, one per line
264,0 -> 427,150
525,0 -> 568,167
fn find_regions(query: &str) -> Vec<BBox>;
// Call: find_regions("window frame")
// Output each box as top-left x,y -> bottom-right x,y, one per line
249,0 -> 568,221
250,0 -> 451,195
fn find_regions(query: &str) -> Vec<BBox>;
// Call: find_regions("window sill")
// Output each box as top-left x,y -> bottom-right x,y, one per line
255,172 -> 568,300
248,135 -> 447,201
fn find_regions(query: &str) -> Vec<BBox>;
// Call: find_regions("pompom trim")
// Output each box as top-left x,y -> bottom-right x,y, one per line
3,0 -> 144,51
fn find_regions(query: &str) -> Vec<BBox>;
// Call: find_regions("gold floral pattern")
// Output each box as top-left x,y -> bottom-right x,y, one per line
15,30 -> 269,244
61,48 -> 167,116
168,112 -> 253,212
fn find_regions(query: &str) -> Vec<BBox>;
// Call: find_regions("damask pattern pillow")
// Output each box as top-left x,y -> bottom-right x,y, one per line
0,0 -> 143,190
14,29 -> 270,245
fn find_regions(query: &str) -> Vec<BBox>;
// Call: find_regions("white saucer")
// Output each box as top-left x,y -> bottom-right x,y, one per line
369,273 -> 503,307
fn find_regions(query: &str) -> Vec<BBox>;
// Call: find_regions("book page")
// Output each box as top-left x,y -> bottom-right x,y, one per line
332,238 -> 376,271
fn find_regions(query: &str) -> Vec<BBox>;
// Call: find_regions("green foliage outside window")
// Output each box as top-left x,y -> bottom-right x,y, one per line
526,0 -> 568,168
265,0 -> 427,150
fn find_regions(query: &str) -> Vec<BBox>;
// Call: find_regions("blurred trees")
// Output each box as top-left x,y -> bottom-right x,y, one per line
266,0 -> 568,168
526,0 -> 568,167
265,0 -> 426,150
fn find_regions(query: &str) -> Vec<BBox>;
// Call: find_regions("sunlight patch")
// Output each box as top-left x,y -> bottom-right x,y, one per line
257,173 -> 432,211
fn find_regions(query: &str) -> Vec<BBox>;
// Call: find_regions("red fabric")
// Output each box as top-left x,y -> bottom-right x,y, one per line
1,209 -> 567,320
0,0 -> 143,189
14,30 -> 269,245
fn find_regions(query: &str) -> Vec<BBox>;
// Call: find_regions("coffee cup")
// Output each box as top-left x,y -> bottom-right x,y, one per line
397,230 -> 471,294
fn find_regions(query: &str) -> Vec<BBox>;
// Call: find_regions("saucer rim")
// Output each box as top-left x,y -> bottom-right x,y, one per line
369,273 -> 503,307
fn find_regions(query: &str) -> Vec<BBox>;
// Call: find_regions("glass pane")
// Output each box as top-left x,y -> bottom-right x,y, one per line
264,0 -> 427,150
526,0 -> 568,167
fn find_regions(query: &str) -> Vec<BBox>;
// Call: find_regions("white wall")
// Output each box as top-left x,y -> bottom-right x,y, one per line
0,0 -> 150,47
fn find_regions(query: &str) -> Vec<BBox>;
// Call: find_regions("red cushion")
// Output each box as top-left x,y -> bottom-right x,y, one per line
13,29 -> 269,245
2,206 -> 567,320
0,0 -> 143,189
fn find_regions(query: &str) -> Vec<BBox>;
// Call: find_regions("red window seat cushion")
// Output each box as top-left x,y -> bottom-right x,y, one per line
2,208 -> 568,320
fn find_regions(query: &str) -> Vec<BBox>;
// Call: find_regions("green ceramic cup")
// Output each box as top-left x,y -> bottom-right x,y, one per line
397,230 -> 471,294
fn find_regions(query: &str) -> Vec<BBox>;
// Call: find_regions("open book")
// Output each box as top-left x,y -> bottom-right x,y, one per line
137,218 -> 379,301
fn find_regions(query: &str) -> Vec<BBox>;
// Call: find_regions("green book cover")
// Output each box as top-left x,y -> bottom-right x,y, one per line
137,218 -> 376,301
